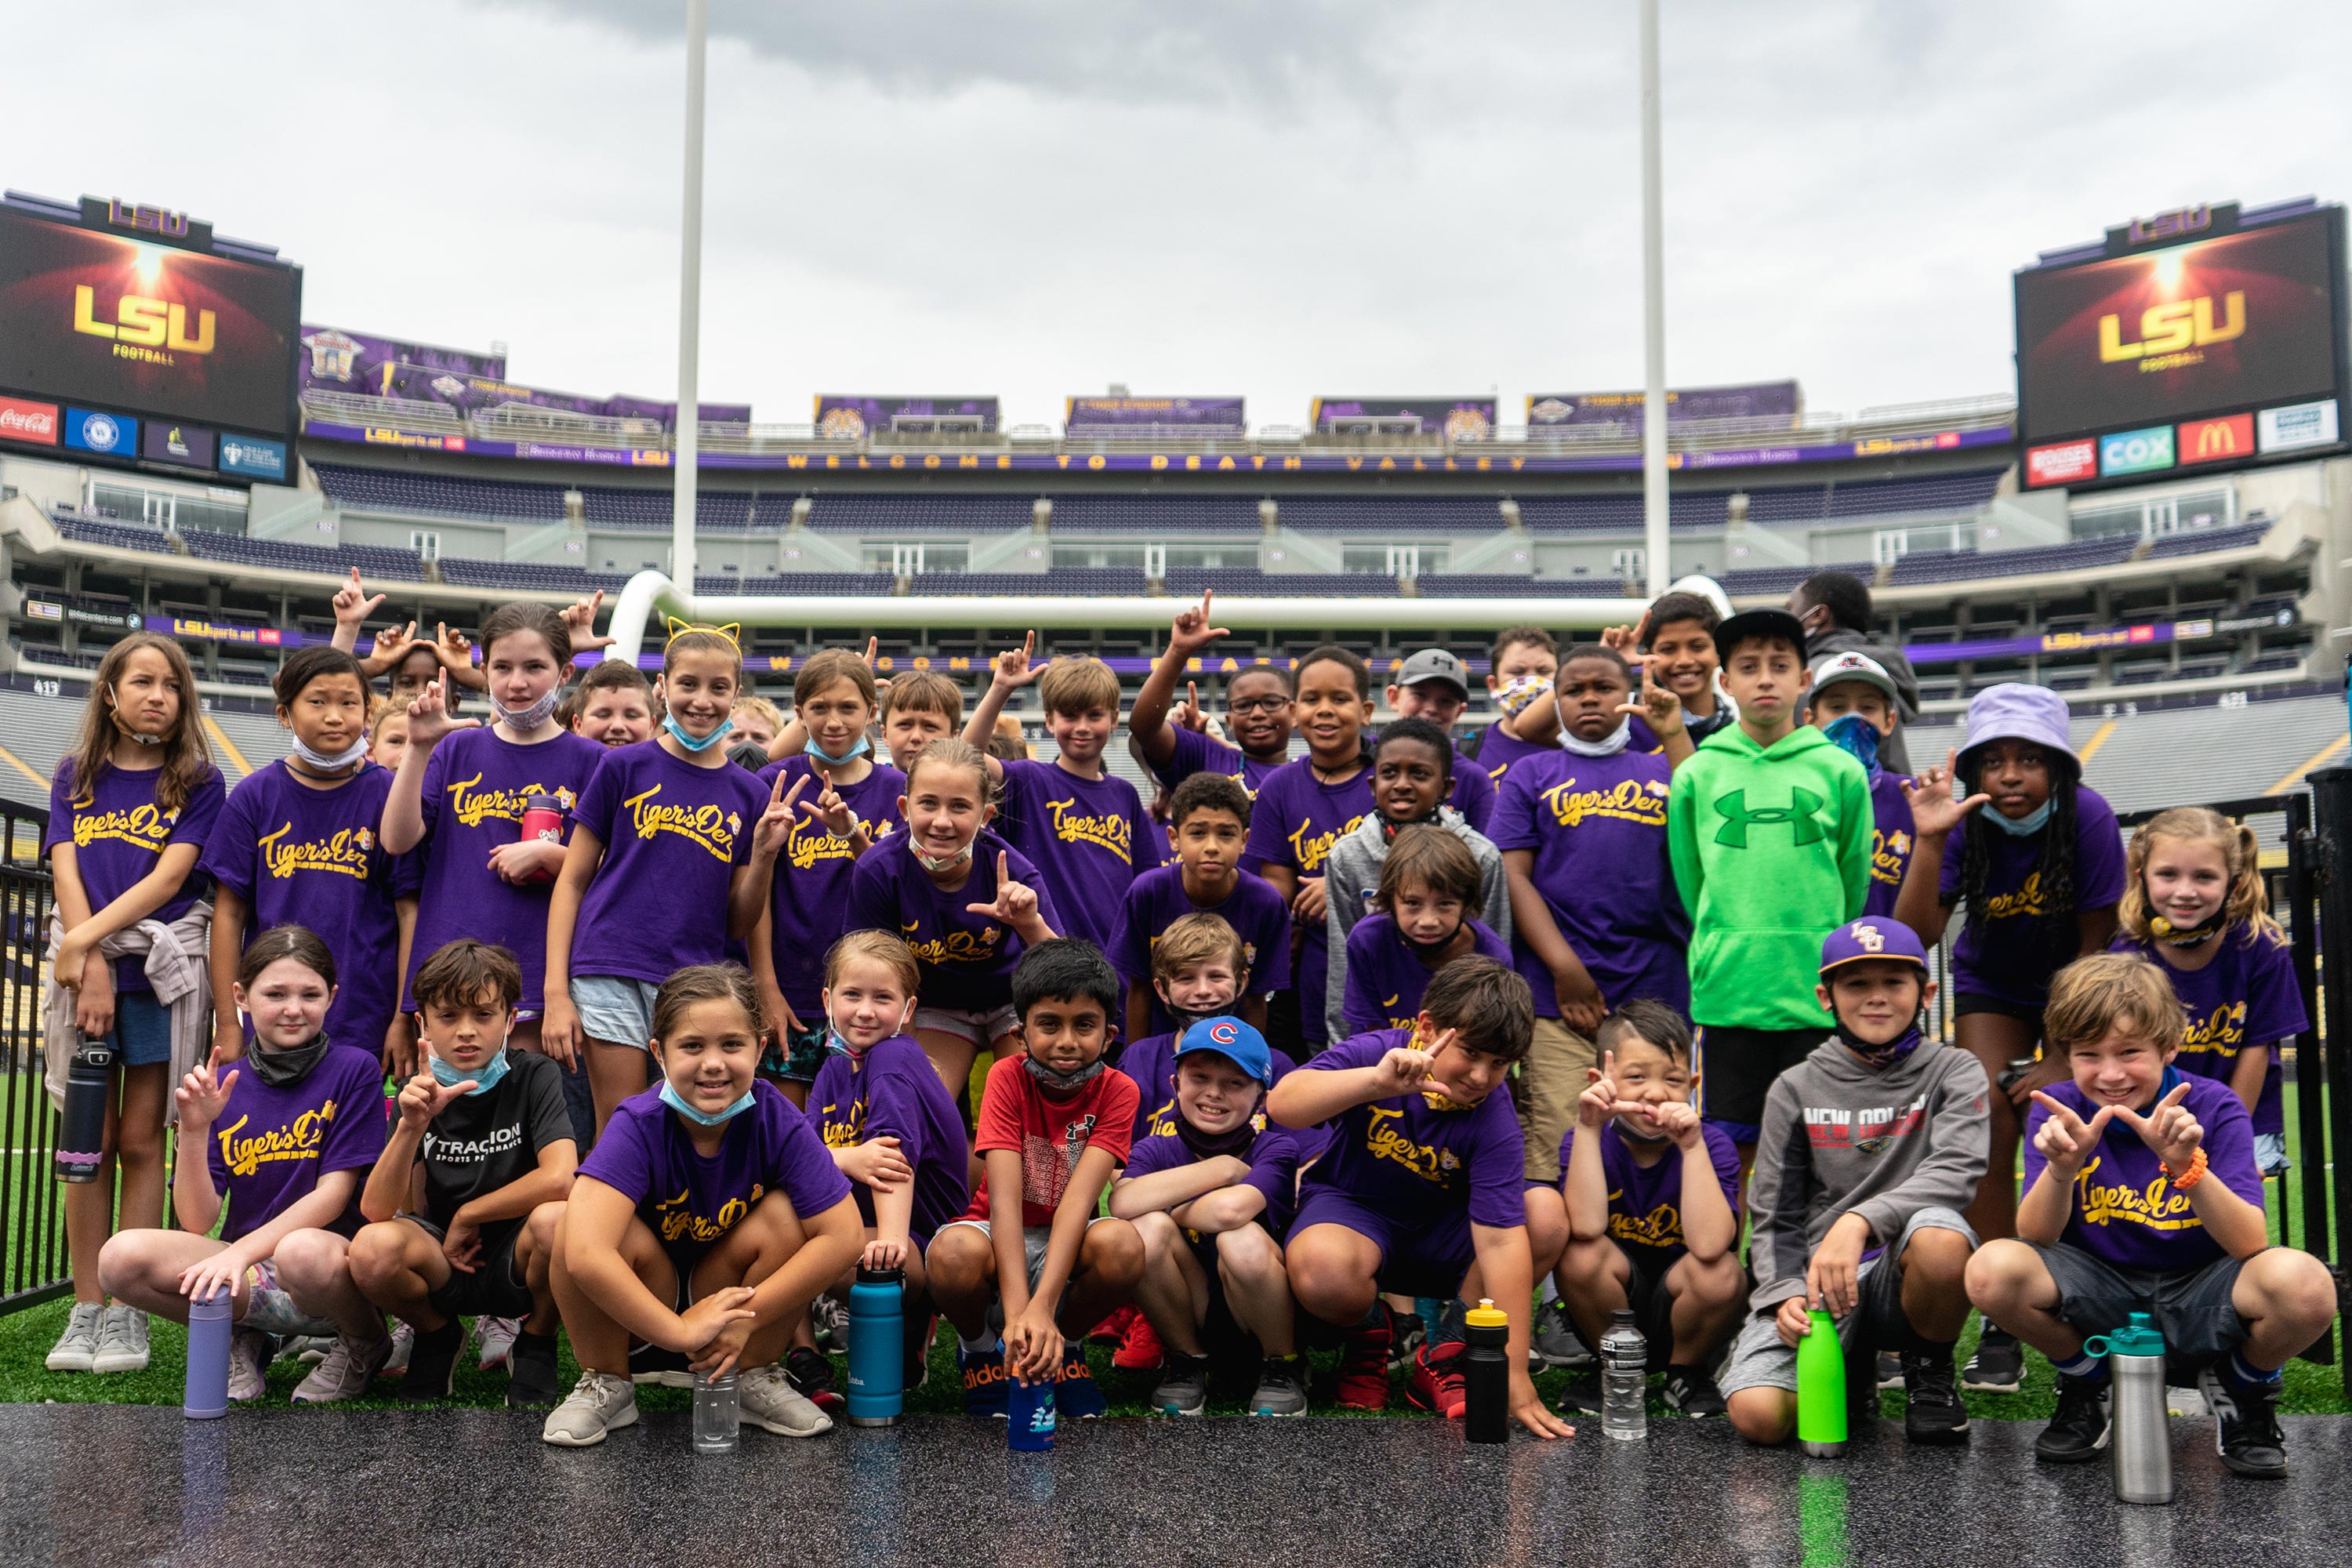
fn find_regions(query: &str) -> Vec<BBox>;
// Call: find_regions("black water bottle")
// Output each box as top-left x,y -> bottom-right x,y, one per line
1464,1298 -> 1510,1444
56,1030 -> 113,1183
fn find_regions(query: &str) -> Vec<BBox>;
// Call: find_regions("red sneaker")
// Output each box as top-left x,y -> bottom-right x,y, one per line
1087,1304 -> 1137,1347
1334,1308 -> 1395,1410
1407,1340 -> 1468,1420
1113,1310 -> 1166,1372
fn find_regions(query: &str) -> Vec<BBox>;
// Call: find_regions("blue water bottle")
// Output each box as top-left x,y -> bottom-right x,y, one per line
847,1265 -> 904,1427
1007,1349 -> 1055,1450
184,1285 -> 232,1420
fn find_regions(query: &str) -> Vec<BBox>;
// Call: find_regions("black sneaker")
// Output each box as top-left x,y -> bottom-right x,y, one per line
1661,1362 -> 1727,1417
397,1319 -> 463,1403
1388,1312 -> 1427,1373
1249,1354 -> 1308,1416
1875,1349 -> 1903,1390
2034,1374 -> 2111,1463
902,1311 -> 937,1394
1555,1371 -> 1604,1416
1900,1348 -> 1970,1445
786,1344 -> 845,1415
2200,1366 -> 2288,1479
1961,1327 -> 2024,1393
1151,1351 -> 1209,1416
506,1329 -> 561,1407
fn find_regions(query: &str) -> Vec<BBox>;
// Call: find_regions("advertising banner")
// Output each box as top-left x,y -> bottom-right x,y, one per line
141,419 -> 216,469
1065,396 -> 1246,433
301,325 -> 747,426
1310,397 -> 1496,440
1526,381 -> 1802,428
815,396 -> 1002,440
0,207 -> 299,439
2177,413 -> 2255,466
299,325 -> 505,391
2257,398 -> 2339,453
2025,439 -> 2097,486
0,394 -> 59,446
218,433 -> 289,481
63,407 -> 135,456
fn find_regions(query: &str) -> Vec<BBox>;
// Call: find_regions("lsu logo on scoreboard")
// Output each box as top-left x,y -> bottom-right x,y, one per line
2099,292 -> 2244,369
72,286 -> 216,361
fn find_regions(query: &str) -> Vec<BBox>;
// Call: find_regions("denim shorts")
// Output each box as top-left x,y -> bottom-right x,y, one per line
99,989 -> 174,1069
913,1003 -> 1019,1048
569,975 -> 662,1050
2031,1241 -> 2250,1366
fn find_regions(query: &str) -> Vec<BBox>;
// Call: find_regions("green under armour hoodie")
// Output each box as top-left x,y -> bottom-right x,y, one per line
1666,721 -> 1872,1031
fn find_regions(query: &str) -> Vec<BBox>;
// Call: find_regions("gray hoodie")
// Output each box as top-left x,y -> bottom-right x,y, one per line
1745,1036 -> 1991,1312
1323,807 -> 1512,1041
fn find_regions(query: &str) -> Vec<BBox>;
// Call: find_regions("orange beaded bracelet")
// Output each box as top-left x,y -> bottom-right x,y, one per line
2165,1147 -> 2209,1191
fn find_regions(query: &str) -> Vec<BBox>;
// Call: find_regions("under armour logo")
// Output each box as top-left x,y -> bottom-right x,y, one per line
1712,786 -> 1826,848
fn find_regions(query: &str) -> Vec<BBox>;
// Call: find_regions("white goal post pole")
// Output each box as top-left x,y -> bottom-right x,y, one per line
1639,0 -> 1671,597
671,0 -> 708,592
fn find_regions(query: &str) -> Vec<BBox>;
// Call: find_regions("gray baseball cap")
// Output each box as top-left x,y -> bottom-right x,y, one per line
1395,648 -> 1471,697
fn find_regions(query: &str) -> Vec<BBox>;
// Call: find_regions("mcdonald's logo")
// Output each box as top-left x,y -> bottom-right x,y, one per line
2179,413 -> 2254,465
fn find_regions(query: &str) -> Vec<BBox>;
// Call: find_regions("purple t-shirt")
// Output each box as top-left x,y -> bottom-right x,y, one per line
1294,1027 -> 1526,1229
202,761 -> 402,1054
1123,1115 -> 1302,1239
1341,914 -> 1512,1037
405,726 -> 608,1013
994,758 -> 1148,950
1488,749 -> 1689,1018
1119,1029 -> 1302,1142
1940,784 -> 2126,1006
578,1077 -> 853,1261
1556,1119 -> 1742,1268
1109,862 -> 1293,1031
1441,746 -> 1497,835
811,1033 -> 969,1243
844,829 -> 1064,1011
568,740 -> 771,985
756,757 -> 908,1018
1243,758 -> 1377,1045
1146,727 -> 1290,797
2112,925 -> 2307,1138
1862,770 -> 1917,920
1472,724 -> 1556,794
2024,1073 -> 2262,1271
204,1044 -> 387,1243
44,758 -> 225,993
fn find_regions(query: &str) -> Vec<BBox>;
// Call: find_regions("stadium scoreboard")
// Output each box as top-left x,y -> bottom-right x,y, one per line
2016,200 -> 2348,489
0,194 -> 300,483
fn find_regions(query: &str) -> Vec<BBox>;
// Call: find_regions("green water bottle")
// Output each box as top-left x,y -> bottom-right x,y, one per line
1795,1307 -> 1846,1457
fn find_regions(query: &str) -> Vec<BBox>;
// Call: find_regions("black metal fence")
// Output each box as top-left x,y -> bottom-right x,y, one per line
0,800 -> 60,1314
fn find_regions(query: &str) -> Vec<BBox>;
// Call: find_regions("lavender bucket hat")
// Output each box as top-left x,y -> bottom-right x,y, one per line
1957,682 -> 2078,776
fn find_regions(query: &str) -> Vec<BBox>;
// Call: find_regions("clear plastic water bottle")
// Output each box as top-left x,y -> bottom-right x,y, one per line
692,1369 -> 739,1453
1599,1307 -> 1647,1441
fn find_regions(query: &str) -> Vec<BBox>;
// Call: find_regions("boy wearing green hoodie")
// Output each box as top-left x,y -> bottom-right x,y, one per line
1666,609 -> 1871,1152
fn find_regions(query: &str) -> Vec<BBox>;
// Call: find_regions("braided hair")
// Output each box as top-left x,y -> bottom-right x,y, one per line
1956,743 -> 2079,963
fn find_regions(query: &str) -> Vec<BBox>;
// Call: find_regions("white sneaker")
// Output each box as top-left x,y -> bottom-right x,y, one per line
475,1315 -> 522,1371
45,1303 -> 104,1371
543,1371 -> 639,1447
275,1334 -> 334,1366
739,1361 -> 833,1438
90,1305 -> 151,1373
291,1331 -> 393,1404
382,1321 -> 415,1375
227,1330 -> 272,1403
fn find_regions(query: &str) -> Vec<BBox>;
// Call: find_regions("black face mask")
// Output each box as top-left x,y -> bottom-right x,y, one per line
1398,920 -> 1465,961
245,1032 -> 331,1088
1833,1011 -> 1927,1070
1174,1107 -> 1260,1160
1022,1055 -> 1105,1094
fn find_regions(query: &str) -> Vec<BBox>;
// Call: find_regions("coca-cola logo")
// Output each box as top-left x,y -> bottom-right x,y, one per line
0,397 -> 60,445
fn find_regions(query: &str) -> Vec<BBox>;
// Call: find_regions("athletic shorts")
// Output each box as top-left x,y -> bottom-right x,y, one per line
238,1258 -> 339,1338
2254,1131 -> 2289,1177
914,1004 -> 1018,1048
1953,993 -> 2045,1028
1695,1025 -> 1825,1134
1290,1189 -> 1475,1299
939,1218 -> 1115,1325
407,1215 -> 535,1319
1719,1205 -> 1976,1397
2031,1241 -> 2249,1367
570,975 -> 661,1049
1617,1243 -> 1683,1370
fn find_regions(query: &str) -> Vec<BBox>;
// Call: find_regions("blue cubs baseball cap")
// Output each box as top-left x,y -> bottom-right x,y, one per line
1176,1016 -> 1273,1087
1820,917 -> 1929,977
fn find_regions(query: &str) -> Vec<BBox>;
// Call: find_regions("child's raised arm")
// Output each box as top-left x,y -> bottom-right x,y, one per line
961,631 -> 1040,784
1266,1038 -> 1443,1128
380,676 -> 476,855
1561,1054 -> 1621,1241
169,1053 -> 236,1236
1891,750 -> 1984,952
1130,596 -> 1229,769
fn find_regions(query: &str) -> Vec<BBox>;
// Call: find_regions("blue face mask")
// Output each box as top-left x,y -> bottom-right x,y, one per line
1820,713 -> 1882,779
805,734 -> 872,768
1984,797 -> 2055,837
662,714 -> 735,754
430,1046 -> 509,1096
659,1079 -> 757,1126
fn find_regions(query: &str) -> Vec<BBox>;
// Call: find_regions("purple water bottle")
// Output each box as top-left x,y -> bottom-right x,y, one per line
184,1286 -> 232,1420
1007,1349 -> 1055,1451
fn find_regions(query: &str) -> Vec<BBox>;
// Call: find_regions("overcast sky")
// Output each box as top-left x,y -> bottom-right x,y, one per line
10,1 -> 2350,429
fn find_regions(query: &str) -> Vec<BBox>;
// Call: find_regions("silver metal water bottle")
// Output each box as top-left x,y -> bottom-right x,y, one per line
2096,1312 -> 2173,1505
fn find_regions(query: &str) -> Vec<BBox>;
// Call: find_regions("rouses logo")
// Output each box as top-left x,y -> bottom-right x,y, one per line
2099,426 -> 2176,477
2025,439 -> 2097,487
0,397 -> 60,445
63,408 -> 133,455
2179,413 -> 2255,465
2258,399 -> 2341,455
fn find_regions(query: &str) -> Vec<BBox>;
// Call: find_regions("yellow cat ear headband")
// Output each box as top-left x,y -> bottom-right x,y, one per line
663,616 -> 742,652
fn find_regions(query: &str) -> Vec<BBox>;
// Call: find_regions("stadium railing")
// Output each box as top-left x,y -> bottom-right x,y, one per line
0,800 -> 62,1316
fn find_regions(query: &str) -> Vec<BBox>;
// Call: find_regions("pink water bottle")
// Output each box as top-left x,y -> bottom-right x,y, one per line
519,794 -> 564,881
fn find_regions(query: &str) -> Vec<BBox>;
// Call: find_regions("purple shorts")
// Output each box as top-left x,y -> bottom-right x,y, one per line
1291,1189 -> 1474,1298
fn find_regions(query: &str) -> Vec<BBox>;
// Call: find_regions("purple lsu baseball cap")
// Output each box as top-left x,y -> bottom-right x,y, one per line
1820,917 -> 1929,977
1957,682 -> 2078,775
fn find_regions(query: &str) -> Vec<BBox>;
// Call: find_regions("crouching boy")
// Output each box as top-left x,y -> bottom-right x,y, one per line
1269,957 -> 1574,1439
1546,1000 -> 1745,1418
930,939 -> 1145,1418
1967,953 -> 2336,1479
1109,1017 -> 1306,1417
350,940 -> 578,1406
1724,918 -> 1987,1447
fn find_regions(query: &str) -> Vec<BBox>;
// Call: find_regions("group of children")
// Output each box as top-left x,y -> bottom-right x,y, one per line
34,570 -> 2336,1470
